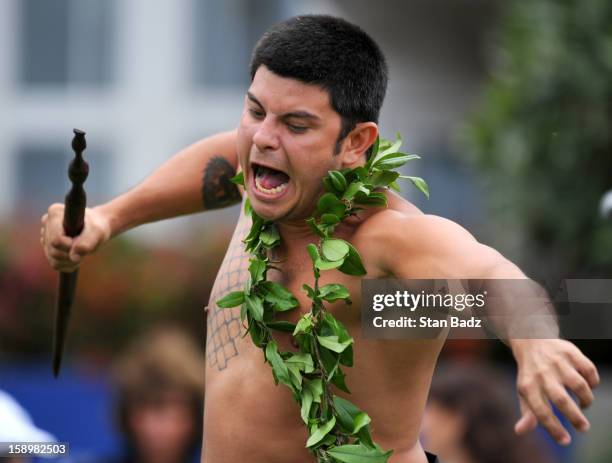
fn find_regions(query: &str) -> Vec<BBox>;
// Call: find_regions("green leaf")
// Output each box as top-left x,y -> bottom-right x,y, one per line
334,396 -> 371,434
249,321 -> 265,347
353,412 -> 371,433
323,176 -> 341,194
374,153 -> 420,170
317,192 -> 347,217
315,258 -> 344,270
354,191 -> 387,207
321,313 -> 351,341
321,238 -> 350,261
368,134 -> 402,167
319,283 -> 350,302
248,258 -> 267,285
216,291 -> 245,308
245,294 -> 264,321
243,213 -> 264,250
293,313 -> 314,335
319,347 -> 340,381
342,181 -> 365,201
300,388 -> 313,424
388,180 -> 401,192
328,170 -> 348,192
377,138 -> 393,152
317,335 -> 353,353
331,365 -> 351,393
339,344 -> 354,367
305,217 -> 326,238
261,281 -> 299,311
368,136 -> 380,165
401,175 -> 430,199
334,400 -> 355,432
326,444 -> 392,463
240,305 -> 247,323
306,244 -> 320,262
259,225 -> 280,246
243,198 -> 252,215
333,396 -> 363,432
306,416 -> 336,448
357,425 -> 376,449
302,284 -> 317,300
385,133 -> 402,152
320,213 -> 340,225
339,243 -> 366,276
230,171 -> 244,186
286,353 -> 314,373
287,363 -> 303,390
266,320 -> 297,332
265,341 -> 290,386
368,170 -> 400,188
304,378 -> 323,403
321,314 -> 354,366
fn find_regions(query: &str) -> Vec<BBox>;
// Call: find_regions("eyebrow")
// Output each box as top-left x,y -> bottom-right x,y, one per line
247,92 -> 321,121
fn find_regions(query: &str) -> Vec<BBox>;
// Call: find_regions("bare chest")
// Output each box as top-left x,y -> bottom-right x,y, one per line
205,216 -> 365,372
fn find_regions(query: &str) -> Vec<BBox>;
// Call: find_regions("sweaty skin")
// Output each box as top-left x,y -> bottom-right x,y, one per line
204,192 -> 441,463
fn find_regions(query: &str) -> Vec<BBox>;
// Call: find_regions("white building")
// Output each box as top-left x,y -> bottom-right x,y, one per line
0,0 -> 495,241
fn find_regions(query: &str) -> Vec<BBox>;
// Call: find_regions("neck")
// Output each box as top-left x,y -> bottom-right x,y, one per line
273,219 -> 317,263
276,218 -> 316,242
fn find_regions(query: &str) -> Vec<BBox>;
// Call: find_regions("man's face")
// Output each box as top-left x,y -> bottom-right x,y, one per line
237,66 -> 345,222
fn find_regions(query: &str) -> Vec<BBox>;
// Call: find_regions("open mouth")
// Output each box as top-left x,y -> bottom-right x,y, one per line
252,162 -> 291,196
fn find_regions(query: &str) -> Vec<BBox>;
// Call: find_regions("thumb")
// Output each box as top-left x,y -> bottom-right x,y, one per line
515,396 -> 537,435
69,233 -> 100,262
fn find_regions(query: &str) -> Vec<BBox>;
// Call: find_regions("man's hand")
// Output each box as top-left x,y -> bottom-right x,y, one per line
511,339 -> 599,445
40,203 -> 112,272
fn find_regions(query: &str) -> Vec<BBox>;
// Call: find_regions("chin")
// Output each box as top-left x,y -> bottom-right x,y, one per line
247,197 -> 289,222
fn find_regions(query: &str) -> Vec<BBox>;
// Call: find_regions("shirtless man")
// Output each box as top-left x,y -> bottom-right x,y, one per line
40,15 -> 599,463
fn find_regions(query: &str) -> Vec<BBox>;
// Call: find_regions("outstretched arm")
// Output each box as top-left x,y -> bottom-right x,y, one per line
41,130 -> 241,272
382,213 -> 599,446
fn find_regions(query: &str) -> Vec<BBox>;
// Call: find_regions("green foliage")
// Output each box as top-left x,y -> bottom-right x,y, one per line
217,134 -> 427,462
463,0 -> 612,277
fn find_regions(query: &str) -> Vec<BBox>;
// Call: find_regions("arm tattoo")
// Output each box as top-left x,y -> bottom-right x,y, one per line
205,217 -> 251,370
202,155 -> 242,210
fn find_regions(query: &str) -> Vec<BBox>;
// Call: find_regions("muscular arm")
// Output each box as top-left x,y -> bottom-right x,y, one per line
99,130 -> 241,238
41,130 -> 242,270
378,212 -> 599,446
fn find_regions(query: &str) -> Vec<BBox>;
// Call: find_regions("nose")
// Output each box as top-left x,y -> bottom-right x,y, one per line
252,116 -> 280,153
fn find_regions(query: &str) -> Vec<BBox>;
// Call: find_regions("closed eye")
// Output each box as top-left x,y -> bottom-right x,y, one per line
249,108 -> 265,119
287,123 -> 308,133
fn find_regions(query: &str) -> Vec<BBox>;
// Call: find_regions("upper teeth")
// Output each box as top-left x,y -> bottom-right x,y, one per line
255,175 -> 288,194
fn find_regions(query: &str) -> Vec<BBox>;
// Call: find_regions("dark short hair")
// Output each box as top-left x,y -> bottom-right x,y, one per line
250,15 -> 388,155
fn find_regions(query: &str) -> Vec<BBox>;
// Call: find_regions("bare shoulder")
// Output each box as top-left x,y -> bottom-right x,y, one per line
355,193 -> 502,278
357,192 -> 475,247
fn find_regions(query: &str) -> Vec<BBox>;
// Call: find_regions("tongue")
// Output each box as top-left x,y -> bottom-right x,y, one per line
257,166 -> 289,189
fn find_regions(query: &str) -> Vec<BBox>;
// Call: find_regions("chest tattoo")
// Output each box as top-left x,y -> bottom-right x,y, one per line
205,218 -> 250,370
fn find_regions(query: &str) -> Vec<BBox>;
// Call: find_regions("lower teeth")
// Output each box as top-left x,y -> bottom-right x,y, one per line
255,176 -> 288,194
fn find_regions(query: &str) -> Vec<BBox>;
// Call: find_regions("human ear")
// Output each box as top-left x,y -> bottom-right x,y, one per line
339,122 -> 379,168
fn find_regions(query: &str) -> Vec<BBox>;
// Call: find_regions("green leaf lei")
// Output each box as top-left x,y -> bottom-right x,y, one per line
217,134 -> 428,463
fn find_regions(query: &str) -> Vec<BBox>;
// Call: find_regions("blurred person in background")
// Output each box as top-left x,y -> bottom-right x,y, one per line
422,364 -> 554,463
109,327 -> 204,463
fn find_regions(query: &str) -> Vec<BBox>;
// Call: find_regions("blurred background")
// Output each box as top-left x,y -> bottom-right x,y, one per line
0,0 -> 611,461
